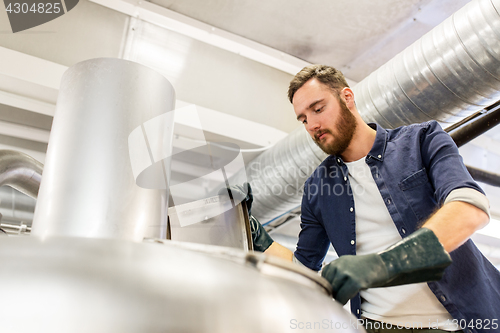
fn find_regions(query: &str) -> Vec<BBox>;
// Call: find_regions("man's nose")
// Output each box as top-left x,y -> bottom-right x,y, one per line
306,119 -> 320,133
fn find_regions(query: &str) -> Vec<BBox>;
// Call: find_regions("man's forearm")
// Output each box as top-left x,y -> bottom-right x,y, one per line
263,242 -> 294,261
423,201 -> 489,252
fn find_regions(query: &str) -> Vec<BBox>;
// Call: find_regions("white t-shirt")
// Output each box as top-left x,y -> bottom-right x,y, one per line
345,157 -> 457,331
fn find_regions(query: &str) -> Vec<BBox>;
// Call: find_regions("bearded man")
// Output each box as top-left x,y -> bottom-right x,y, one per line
227,65 -> 500,333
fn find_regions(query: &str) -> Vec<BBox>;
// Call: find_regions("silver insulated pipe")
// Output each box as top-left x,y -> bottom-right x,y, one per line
356,0 -> 500,128
243,0 -> 500,223
32,58 -> 176,241
0,150 -> 42,199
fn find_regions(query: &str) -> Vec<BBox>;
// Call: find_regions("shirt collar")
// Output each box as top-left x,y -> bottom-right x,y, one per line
332,123 -> 387,165
366,123 -> 387,162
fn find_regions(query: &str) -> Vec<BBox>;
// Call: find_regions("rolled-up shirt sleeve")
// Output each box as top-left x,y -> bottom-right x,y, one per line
444,188 -> 490,218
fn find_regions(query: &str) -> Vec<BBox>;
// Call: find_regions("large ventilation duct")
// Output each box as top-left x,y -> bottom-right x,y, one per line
32,58 -> 176,241
356,0 -> 500,128
238,0 -> 500,223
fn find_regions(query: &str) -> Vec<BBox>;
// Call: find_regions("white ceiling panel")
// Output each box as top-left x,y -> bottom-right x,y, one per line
150,0 -> 471,81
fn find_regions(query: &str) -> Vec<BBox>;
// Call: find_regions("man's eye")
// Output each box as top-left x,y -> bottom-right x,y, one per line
315,106 -> 323,113
301,119 -> 307,124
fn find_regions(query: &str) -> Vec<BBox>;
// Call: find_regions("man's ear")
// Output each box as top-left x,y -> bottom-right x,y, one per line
341,87 -> 355,106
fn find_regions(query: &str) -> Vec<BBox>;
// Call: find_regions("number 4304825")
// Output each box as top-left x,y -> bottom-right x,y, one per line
6,3 -> 61,14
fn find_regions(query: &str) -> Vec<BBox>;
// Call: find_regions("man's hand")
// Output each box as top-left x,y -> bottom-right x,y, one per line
321,254 -> 387,305
219,182 -> 273,252
321,228 -> 452,305
218,182 -> 253,215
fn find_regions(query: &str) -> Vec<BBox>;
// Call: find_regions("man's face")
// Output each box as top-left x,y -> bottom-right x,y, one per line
293,78 -> 357,156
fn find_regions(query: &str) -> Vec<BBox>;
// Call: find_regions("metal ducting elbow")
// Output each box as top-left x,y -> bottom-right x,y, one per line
0,150 -> 43,199
241,0 -> 500,223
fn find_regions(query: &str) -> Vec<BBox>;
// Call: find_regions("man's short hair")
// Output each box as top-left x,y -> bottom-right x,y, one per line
288,65 -> 350,103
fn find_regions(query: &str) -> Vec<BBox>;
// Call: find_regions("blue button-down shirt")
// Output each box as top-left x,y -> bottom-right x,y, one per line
295,121 -> 500,332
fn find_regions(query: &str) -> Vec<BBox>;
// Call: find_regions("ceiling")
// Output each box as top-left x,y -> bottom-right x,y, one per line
150,0 -> 472,82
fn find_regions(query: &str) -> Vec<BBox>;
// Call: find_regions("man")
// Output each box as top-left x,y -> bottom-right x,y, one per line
228,65 -> 500,333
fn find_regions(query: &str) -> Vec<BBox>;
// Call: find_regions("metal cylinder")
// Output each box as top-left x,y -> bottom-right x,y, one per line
32,58 -> 175,241
448,104 -> 500,147
466,165 -> 500,187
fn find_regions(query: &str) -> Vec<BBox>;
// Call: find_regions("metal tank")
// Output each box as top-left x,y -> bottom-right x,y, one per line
0,236 -> 364,333
31,58 -> 175,241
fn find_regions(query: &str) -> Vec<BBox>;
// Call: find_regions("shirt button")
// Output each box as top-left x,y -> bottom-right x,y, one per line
401,228 -> 406,234
440,295 -> 446,302
387,198 -> 392,204
350,207 -> 353,212
357,309 -> 360,314
337,158 -> 341,164
344,176 -> 347,181
351,240 -> 355,245
378,154 -> 382,158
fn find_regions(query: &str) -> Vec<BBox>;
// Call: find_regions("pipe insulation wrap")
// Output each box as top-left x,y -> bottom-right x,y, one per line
356,0 -> 500,128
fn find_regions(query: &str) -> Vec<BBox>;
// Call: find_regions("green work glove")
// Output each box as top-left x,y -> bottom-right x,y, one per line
321,228 -> 452,305
219,182 -> 254,215
248,215 -> 273,252
218,182 -> 273,252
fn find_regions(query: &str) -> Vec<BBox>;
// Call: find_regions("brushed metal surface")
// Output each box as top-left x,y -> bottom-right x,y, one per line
168,195 -> 252,251
0,236 -> 364,333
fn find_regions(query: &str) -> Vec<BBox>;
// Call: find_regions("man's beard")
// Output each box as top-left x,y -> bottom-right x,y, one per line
313,99 -> 357,156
